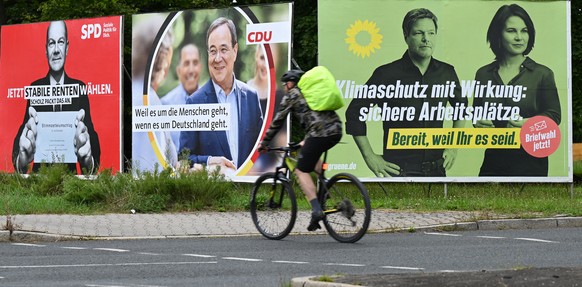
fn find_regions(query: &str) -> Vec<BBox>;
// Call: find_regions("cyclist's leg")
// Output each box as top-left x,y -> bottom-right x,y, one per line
296,135 -> 341,231
313,159 -> 323,174
294,166 -> 323,231
294,169 -> 317,201
295,138 -> 326,231
311,134 -> 342,177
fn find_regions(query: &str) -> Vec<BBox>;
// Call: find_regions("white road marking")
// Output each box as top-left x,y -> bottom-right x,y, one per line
514,237 -> 558,243
11,243 -> 45,247
222,257 -> 263,262
86,284 -> 168,287
323,263 -> 366,267
381,265 -> 424,271
85,284 -> 168,287
475,236 -> 506,239
183,254 -> 216,258
272,260 -> 309,264
0,262 -> 216,269
137,252 -> 160,256
424,232 -> 462,237
93,248 -> 130,252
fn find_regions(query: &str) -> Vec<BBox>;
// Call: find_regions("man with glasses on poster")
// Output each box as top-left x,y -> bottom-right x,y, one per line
180,17 -> 263,172
12,20 -> 100,175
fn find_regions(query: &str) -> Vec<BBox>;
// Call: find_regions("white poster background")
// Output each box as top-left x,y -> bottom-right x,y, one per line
34,111 -> 77,163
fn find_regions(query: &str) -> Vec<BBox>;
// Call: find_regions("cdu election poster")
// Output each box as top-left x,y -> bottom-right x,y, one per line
131,3 -> 292,182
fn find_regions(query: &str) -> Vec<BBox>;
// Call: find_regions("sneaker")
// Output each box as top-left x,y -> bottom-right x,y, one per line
307,210 -> 325,231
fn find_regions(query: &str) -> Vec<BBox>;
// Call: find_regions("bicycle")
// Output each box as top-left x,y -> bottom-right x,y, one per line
250,143 -> 371,243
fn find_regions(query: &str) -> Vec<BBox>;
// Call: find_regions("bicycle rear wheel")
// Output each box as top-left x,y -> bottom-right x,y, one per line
250,172 -> 297,240
322,173 -> 371,243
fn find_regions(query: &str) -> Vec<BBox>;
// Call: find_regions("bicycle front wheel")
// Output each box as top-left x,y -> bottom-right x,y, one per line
250,172 -> 297,240
322,173 -> 371,243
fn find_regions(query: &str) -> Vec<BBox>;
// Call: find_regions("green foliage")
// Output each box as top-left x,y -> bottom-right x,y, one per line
0,163 -> 237,214
63,169 -> 134,206
1,0 -> 45,24
135,167 -> 234,210
574,160 -> 582,179
1,165 -> 581,216
64,178 -> 107,205
36,0 -> 137,21
365,182 -> 582,217
1,0 -> 581,154
315,275 -> 335,283
292,0 -> 318,70
29,163 -> 74,196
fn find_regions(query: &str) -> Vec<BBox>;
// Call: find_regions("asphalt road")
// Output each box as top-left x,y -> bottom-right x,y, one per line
1,227 -> 581,286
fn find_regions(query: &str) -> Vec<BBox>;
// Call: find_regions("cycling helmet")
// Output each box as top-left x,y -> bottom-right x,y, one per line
281,69 -> 305,83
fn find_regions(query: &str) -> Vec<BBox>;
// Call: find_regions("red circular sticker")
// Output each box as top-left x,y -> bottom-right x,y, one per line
520,116 -> 561,158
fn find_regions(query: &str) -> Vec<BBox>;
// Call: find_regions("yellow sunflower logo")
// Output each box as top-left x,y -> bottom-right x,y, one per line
345,20 -> 383,58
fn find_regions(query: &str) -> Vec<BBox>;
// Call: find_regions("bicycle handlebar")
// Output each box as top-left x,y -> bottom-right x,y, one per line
261,142 -> 302,153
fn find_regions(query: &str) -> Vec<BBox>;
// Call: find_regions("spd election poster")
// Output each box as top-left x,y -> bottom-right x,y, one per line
131,3 -> 292,182
319,0 -> 571,182
0,16 -> 123,175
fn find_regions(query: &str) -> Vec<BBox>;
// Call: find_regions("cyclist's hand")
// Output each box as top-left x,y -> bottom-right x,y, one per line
363,153 -> 400,177
299,140 -> 305,147
258,143 -> 268,153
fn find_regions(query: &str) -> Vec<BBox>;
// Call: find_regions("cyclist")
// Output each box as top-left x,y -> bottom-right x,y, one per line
258,69 -> 343,231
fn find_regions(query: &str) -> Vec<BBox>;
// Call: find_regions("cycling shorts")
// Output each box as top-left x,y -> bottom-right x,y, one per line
296,134 -> 342,173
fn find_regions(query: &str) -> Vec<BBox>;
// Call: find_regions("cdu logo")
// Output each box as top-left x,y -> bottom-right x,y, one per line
245,22 -> 290,45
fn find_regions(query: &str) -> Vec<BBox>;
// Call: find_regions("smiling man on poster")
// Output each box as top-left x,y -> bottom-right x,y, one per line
180,17 -> 263,170
12,20 -> 100,174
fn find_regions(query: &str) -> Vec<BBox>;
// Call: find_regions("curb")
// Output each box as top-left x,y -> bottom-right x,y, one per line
0,230 -> 82,243
477,217 -> 582,230
383,217 -> 582,234
291,276 -> 357,287
3,217 -> 582,243
0,231 -> 265,243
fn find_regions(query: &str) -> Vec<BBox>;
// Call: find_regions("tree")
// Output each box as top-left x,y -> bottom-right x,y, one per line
1,0 -> 580,163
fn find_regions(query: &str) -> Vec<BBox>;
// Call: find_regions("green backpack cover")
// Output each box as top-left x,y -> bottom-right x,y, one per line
297,66 -> 344,111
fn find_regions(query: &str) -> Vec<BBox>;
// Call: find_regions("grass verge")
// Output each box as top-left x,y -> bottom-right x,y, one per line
1,164 -> 581,217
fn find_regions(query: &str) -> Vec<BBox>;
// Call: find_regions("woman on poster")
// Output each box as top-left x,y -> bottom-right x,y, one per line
473,4 -> 561,176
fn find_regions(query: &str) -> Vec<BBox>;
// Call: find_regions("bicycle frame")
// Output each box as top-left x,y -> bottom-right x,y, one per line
267,145 -> 344,216
253,144 -> 371,243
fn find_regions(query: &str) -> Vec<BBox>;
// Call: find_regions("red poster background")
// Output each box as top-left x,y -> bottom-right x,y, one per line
0,16 -> 123,173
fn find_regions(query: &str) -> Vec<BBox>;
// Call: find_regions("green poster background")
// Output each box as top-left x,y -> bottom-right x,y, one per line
318,0 -> 571,182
